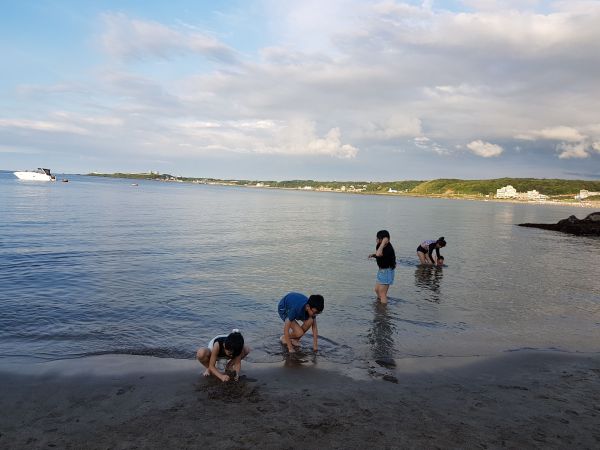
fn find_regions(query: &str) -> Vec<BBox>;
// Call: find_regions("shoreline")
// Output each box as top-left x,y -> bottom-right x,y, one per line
2,350 -> 599,449
85,173 -> 600,209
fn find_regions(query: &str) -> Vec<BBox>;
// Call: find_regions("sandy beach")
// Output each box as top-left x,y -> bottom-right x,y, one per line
1,351 -> 599,449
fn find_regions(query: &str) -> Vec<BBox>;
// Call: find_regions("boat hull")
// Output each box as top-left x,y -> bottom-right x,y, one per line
14,171 -> 54,181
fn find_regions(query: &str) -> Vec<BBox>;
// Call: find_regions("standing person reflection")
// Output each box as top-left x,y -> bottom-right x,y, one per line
414,263 -> 444,303
367,301 -> 396,365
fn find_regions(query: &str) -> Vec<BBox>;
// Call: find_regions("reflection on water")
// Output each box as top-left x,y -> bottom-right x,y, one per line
282,348 -> 318,367
414,265 -> 444,303
367,302 -> 396,360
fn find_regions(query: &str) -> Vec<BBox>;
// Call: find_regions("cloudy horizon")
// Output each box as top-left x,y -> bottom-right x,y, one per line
1,0 -> 600,180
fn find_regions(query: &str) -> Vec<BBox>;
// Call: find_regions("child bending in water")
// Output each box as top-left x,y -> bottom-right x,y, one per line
417,237 -> 446,265
196,329 -> 250,382
278,292 -> 324,353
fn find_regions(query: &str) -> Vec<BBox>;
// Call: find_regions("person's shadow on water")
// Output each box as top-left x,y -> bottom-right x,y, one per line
414,265 -> 444,303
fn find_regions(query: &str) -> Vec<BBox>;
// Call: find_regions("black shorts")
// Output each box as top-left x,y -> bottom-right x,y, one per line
417,245 -> 428,254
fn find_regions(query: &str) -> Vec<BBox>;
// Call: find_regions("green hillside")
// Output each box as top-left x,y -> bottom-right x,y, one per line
87,173 -> 600,197
410,178 -> 600,196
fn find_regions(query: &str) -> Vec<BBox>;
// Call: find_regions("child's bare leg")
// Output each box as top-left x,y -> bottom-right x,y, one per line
196,348 -> 211,376
376,283 -> 389,304
288,320 -> 311,345
280,335 -> 300,346
281,320 -> 306,346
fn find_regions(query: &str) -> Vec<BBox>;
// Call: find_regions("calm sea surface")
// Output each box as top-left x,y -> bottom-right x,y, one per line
1,171 -> 599,369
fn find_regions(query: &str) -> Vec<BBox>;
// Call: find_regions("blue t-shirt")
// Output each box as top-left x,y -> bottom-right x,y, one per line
278,292 -> 309,322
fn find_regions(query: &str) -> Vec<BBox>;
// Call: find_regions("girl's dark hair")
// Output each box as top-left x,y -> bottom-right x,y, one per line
437,237 -> 446,247
307,294 -> 324,312
376,230 -> 390,240
225,331 -> 244,357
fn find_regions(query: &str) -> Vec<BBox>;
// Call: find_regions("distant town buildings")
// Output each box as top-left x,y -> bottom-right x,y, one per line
575,190 -> 600,200
495,185 -> 548,201
521,190 -> 548,201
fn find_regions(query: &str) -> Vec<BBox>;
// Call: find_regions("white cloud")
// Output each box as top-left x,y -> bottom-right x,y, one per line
358,115 -> 422,140
467,140 -> 504,157
100,13 -> 238,63
0,119 -> 87,135
558,142 -> 589,159
515,126 -> 586,142
461,0 -> 543,12
0,145 -> 40,154
430,144 -> 451,155
175,118 -> 357,158
306,127 -> 358,158
516,124 -> 600,159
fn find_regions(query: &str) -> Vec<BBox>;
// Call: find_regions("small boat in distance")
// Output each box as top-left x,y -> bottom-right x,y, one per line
14,168 -> 56,181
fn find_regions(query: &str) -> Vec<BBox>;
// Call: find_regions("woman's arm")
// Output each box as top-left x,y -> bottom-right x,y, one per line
312,318 -> 319,352
427,246 -> 436,264
375,237 -> 389,257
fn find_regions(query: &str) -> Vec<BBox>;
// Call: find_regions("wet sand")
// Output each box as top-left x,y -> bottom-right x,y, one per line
1,351 -> 599,449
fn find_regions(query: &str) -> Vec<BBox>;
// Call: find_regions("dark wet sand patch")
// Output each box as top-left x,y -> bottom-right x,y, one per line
1,351 -> 599,449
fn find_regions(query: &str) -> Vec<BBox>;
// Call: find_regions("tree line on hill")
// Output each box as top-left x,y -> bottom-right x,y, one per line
87,173 -> 600,196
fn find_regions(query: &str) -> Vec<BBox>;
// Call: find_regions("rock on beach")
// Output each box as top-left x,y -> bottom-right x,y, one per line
519,212 -> 600,236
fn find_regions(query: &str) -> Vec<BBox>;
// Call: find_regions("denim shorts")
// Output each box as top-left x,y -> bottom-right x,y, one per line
376,268 -> 395,285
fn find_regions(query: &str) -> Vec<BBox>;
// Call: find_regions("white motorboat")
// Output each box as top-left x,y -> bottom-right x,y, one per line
13,168 -> 56,181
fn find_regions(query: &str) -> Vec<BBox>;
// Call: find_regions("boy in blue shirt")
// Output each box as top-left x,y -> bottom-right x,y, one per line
278,292 -> 324,353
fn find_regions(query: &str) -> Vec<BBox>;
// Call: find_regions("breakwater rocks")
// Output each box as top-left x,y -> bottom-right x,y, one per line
519,212 -> 600,236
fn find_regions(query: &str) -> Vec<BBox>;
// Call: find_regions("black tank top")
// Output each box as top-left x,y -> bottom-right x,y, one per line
213,336 -> 228,358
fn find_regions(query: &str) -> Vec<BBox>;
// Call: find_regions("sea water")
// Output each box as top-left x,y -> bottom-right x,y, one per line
1,171 -> 598,369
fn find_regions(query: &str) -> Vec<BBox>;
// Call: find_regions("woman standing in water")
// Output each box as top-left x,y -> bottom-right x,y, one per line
416,237 -> 446,265
368,230 -> 396,304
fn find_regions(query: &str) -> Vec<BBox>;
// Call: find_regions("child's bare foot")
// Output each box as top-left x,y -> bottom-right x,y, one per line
203,369 -> 210,377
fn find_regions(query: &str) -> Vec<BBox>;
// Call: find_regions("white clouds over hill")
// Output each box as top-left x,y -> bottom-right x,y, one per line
2,1 -> 600,177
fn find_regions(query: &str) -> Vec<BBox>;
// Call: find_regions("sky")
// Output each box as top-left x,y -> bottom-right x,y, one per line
1,0 -> 600,180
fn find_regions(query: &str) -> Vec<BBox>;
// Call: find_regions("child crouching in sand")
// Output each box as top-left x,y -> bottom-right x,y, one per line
196,329 -> 250,382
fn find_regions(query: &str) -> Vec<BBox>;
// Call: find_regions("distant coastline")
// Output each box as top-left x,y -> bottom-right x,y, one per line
87,172 -> 600,208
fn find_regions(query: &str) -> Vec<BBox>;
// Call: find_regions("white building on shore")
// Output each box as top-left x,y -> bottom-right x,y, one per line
575,190 -> 600,200
496,185 -> 517,198
521,190 -> 548,201
496,185 -> 548,201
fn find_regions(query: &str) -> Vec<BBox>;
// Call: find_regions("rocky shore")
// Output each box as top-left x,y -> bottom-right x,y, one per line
519,212 -> 600,236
